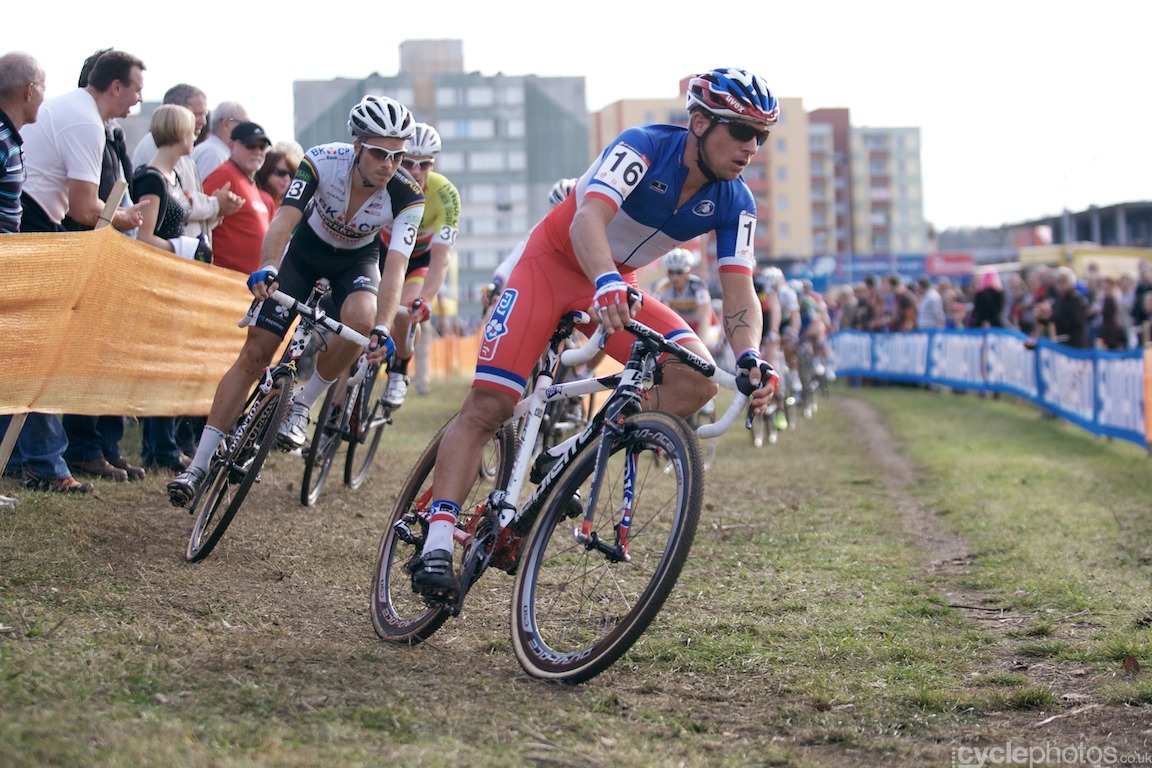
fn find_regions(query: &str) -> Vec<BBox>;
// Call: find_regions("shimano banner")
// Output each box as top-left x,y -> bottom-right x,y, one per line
830,329 -> 1148,449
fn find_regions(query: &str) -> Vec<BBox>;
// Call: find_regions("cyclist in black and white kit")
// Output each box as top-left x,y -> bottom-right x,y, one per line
168,95 -> 426,505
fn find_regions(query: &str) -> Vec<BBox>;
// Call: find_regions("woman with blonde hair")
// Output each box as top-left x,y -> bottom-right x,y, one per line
131,104 -> 208,259
130,104 -> 207,473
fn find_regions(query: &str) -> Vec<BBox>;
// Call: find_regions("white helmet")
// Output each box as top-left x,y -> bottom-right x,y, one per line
348,95 -> 415,140
761,266 -> 784,286
663,248 -> 696,272
405,123 -> 442,157
547,178 -> 577,208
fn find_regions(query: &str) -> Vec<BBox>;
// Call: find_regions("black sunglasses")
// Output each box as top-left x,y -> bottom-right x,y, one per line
270,168 -> 293,177
712,116 -> 770,147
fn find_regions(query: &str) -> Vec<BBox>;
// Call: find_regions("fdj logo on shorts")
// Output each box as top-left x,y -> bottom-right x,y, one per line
479,289 -> 516,362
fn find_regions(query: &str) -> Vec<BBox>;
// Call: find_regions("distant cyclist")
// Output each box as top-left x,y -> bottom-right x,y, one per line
378,122 -> 461,410
652,247 -> 718,414
796,278 -> 834,379
764,267 -> 802,393
409,68 -> 781,599
651,248 -> 714,341
168,95 -> 424,504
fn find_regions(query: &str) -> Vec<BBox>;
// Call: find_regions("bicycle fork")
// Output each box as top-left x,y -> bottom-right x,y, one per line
573,396 -> 637,564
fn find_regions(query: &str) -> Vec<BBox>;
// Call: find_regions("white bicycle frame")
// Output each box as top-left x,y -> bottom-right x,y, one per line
486,313 -> 752,534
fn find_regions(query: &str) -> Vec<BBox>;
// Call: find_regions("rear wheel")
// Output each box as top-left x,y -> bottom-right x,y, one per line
301,380 -> 343,507
345,363 -> 388,490
511,411 -> 703,683
187,372 -> 293,562
371,417 -> 515,642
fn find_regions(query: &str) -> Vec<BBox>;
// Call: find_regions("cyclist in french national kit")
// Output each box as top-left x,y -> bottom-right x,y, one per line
167,96 -> 425,506
409,68 -> 781,598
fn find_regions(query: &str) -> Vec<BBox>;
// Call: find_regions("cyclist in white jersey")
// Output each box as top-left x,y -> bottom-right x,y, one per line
652,247 -> 718,414
651,247 -> 715,345
168,96 -> 424,505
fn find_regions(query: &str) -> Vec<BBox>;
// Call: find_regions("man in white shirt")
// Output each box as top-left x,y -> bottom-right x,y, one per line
915,275 -> 946,330
20,49 -> 148,233
191,100 -> 248,182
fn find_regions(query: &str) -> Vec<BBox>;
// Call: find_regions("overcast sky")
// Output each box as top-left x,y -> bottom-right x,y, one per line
18,0 -> 1149,230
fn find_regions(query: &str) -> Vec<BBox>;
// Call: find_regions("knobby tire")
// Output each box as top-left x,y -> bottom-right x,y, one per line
371,417 -> 515,643
345,363 -> 387,490
301,381 -> 342,507
186,372 -> 293,562
511,410 -> 703,683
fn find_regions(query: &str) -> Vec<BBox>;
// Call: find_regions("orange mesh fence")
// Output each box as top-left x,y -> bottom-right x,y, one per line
1,228 -> 252,416
0,229 -> 480,417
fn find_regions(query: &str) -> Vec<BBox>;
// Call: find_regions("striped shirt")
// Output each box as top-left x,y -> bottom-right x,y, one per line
0,108 -> 24,233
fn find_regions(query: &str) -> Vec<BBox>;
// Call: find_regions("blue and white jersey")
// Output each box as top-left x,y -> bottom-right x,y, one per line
537,124 -> 757,276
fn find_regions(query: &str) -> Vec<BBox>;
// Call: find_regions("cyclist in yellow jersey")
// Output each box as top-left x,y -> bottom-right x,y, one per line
379,122 -> 460,408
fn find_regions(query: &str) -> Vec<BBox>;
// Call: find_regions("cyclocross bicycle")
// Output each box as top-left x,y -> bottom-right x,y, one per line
178,280 -> 370,562
371,310 -> 758,683
300,310 -> 413,507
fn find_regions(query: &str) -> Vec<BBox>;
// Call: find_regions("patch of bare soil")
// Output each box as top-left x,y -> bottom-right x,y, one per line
838,396 -> 1152,759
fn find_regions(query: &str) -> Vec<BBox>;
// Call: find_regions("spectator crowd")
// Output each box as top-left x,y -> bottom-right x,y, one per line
0,48 -> 304,496
827,260 -> 1152,352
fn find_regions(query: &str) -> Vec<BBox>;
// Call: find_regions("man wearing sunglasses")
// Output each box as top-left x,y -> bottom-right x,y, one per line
202,121 -> 273,274
409,67 -> 783,600
168,96 -> 425,505
378,122 -> 460,408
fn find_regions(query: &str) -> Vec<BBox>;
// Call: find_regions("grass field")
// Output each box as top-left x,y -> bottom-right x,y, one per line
1,381 -> 1150,767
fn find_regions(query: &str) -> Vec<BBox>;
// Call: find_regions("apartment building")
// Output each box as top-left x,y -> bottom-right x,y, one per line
849,125 -> 928,256
294,40 -> 590,323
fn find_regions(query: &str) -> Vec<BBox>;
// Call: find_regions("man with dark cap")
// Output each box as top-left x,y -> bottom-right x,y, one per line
203,121 -> 273,274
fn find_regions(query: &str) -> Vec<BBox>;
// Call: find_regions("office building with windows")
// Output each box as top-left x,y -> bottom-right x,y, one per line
294,40 -> 590,324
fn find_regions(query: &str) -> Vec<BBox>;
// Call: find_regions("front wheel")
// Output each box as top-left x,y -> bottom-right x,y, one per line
371,417 -> 515,643
511,411 -> 703,683
186,372 -> 293,562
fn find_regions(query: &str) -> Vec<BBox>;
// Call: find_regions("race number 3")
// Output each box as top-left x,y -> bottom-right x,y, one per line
594,143 -> 648,200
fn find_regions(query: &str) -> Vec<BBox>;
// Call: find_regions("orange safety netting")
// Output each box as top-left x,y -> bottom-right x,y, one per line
0,228 -> 251,417
0,228 -> 484,418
